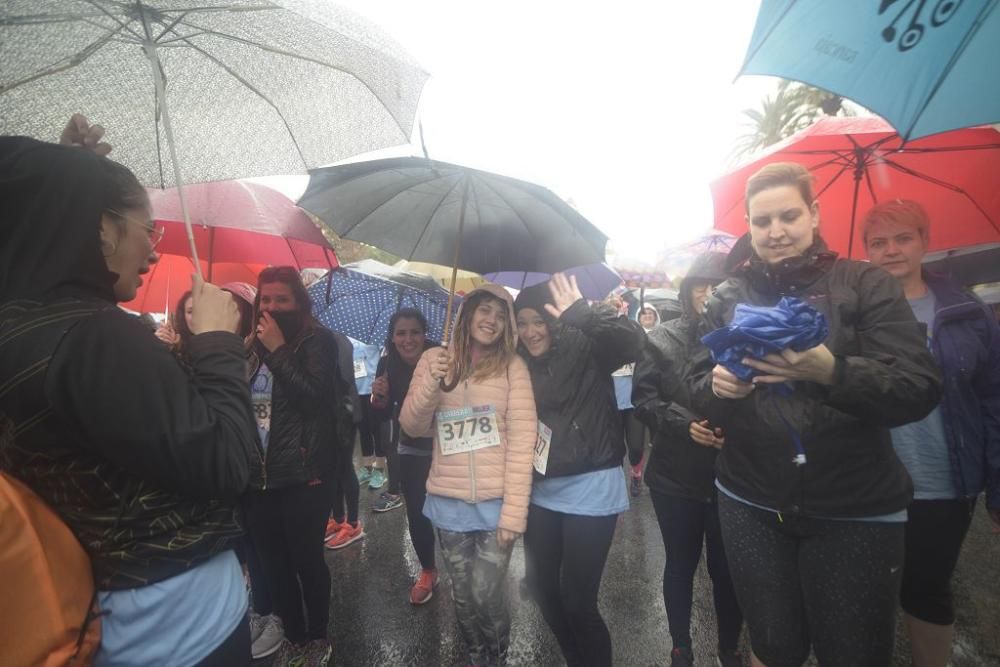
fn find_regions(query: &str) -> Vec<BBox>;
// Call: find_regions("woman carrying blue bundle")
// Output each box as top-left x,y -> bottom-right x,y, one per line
685,162 -> 942,667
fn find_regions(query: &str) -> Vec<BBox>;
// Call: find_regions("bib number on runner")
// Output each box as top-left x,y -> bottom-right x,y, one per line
353,358 -> 367,379
437,405 -> 501,455
534,420 -> 552,475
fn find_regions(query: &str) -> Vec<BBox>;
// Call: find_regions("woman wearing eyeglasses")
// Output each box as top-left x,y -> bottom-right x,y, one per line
0,122 -> 260,665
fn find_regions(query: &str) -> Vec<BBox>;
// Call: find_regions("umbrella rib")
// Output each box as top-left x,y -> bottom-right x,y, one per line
82,0 -> 145,40
166,36 -> 310,170
0,20 -> 125,93
880,158 -> 1000,235
813,162 -> 852,202
901,0 -> 998,140
162,16 -> 414,139
408,174 -> 468,261
321,171 -> 458,239
473,175 -> 543,250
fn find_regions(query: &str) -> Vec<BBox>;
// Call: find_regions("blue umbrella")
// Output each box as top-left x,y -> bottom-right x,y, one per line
309,260 -> 459,346
740,0 -> 999,140
483,263 -> 622,300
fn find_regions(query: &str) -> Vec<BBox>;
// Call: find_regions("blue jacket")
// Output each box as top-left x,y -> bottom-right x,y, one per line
925,272 -> 1000,509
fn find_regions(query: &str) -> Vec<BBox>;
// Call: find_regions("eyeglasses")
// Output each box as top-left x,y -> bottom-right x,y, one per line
107,209 -> 165,249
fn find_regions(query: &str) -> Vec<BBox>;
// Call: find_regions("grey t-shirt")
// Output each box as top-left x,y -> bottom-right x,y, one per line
890,290 -> 957,499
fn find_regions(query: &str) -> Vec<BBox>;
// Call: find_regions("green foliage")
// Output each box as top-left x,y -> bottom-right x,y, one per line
308,213 -> 401,266
733,79 -> 853,163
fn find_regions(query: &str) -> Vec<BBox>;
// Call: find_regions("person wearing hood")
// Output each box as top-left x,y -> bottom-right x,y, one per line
637,302 -> 661,332
684,162 -> 942,666
632,252 -> 743,667
0,129 -> 259,665
243,265 -> 347,666
514,274 -> 645,667
399,284 -> 536,667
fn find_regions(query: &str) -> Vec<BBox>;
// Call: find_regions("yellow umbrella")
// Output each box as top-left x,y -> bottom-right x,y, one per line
394,260 -> 490,296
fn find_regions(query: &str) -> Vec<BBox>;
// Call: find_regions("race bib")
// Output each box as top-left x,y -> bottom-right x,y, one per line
353,358 -> 367,379
436,405 -> 501,455
534,420 -> 552,475
251,365 -> 274,450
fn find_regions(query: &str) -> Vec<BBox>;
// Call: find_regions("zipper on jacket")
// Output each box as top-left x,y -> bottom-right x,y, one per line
465,379 -> 477,502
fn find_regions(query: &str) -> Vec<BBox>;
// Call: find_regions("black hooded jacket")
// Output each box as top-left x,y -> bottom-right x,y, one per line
516,289 -> 645,479
0,137 -> 259,590
632,252 -> 728,501
684,235 -> 942,518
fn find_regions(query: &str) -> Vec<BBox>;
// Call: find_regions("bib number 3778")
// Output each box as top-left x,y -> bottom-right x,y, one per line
437,405 -> 501,455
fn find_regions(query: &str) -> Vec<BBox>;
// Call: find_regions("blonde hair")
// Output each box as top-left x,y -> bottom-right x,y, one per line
862,199 -> 930,243
444,291 -> 516,390
746,162 -> 816,211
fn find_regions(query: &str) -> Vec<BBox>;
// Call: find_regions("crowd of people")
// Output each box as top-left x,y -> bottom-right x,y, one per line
1,118 -> 998,667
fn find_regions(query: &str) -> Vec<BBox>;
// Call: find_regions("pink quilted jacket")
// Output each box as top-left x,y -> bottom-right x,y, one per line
399,287 -> 537,533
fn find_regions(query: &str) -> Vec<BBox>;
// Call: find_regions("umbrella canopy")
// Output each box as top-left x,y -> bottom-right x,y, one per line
612,259 -> 673,289
712,117 -> 1000,258
656,232 -> 739,282
121,253 -> 267,315
394,261 -> 489,296
309,259 -> 459,346
298,157 -> 609,276
923,242 -> 1000,287
0,1 -> 428,187
484,263 -> 622,301
740,0 -> 999,141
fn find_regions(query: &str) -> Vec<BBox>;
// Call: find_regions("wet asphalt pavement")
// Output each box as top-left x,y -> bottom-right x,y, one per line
255,455 -> 1000,667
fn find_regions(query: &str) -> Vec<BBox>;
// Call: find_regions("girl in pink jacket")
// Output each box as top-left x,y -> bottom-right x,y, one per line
399,284 -> 536,667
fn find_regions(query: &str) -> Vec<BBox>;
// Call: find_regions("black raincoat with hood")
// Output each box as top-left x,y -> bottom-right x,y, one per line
514,285 -> 645,478
0,138 -> 259,590
632,252 -> 728,502
683,235 -> 942,518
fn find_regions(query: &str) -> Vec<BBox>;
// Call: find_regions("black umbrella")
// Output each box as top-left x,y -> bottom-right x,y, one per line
298,157 -> 608,340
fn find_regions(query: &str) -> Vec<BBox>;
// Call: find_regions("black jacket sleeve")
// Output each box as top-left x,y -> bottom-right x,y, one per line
369,355 -> 391,423
45,309 -> 258,502
559,299 -> 645,374
632,337 -> 698,443
264,329 -> 340,415
823,265 -> 942,426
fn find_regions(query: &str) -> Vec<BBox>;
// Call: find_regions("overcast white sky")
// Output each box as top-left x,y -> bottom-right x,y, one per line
257,1 -> 779,263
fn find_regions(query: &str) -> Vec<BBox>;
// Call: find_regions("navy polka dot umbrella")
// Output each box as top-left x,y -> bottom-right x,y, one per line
308,259 -> 459,346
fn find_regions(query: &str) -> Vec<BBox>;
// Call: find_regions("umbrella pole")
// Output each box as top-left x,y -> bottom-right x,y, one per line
140,29 -> 203,279
847,155 -> 864,259
441,182 -> 470,346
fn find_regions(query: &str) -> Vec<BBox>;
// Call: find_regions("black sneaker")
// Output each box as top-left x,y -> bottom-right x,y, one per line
670,646 -> 694,667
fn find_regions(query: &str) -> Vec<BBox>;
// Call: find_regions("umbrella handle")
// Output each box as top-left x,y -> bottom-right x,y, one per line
438,181 -> 469,390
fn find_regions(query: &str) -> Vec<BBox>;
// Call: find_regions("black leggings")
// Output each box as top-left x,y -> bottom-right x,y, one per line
245,483 -> 332,644
330,434 -> 360,524
621,409 -> 646,467
650,491 -> 742,652
901,497 -> 976,625
195,614 -> 250,666
399,453 -> 435,570
359,397 -> 375,458
524,504 -> 618,667
718,493 -> 904,667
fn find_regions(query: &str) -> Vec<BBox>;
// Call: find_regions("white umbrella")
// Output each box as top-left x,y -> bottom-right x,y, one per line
1,0 -> 428,273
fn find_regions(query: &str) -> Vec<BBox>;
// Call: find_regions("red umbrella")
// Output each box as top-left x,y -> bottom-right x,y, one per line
712,117 -> 1000,258
121,180 -> 337,314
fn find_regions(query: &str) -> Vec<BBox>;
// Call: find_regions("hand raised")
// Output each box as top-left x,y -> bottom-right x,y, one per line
59,114 -> 112,157
544,273 -> 584,320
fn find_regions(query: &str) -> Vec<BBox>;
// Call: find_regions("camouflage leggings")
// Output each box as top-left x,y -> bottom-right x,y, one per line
437,528 -> 515,667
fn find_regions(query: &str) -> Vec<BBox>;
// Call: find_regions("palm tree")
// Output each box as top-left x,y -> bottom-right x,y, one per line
733,80 -> 850,161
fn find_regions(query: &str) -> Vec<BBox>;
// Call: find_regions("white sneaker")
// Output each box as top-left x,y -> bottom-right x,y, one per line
251,614 -> 285,659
